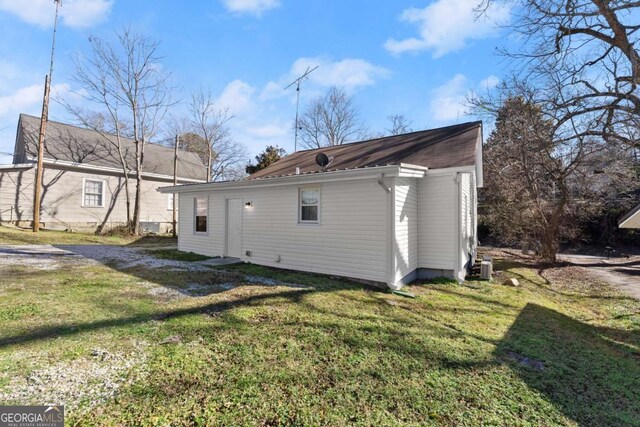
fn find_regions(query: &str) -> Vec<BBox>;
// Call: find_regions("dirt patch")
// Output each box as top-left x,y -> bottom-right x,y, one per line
0,342 -> 148,409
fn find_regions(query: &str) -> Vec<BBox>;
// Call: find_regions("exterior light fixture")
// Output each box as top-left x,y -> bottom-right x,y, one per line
245,201 -> 253,208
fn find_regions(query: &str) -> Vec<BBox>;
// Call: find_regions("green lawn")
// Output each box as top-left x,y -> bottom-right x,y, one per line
0,240 -> 638,426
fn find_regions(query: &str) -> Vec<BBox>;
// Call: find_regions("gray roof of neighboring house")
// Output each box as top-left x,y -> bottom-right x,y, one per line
247,121 -> 483,180
14,114 -> 207,181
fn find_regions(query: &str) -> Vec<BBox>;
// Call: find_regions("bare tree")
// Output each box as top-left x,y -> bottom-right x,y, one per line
297,87 -> 367,149
386,114 -> 413,135
188,89 -> 247,181
472,80 -> 637,262
63,28 -> 174,234
478,0 -> 640,149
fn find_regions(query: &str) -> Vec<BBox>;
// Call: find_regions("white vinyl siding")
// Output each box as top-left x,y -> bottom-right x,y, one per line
0,165 -> 190,232
167,193 -> 176,211
176,179 -> 389,283
394,178 -> 418,283
418,174 -> 456,270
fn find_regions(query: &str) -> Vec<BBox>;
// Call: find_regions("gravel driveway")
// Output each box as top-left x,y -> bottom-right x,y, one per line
0,244 -> 228,272
559,254 -> 640,300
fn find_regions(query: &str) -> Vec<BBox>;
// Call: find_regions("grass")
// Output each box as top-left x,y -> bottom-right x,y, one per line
0,225 -> 175,246
0,240 -> 638,425
145,249 -> 212,262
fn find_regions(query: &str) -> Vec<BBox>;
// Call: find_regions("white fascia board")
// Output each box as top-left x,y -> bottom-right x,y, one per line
425,165 -> 476,177
30,157 -> 205,183
0,163 -> 34,170
158,165 -> 403,194
398,163 -> 428,178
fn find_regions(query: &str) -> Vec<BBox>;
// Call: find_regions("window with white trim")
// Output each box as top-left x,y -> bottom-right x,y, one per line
83,179 -> 104,207
299,188 -> 319,223
194,197 -> 208,233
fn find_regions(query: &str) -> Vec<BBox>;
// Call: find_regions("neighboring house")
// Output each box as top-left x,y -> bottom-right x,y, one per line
0,114 -> 206,232
619,202 -> 640,228
160,121 -> 483,289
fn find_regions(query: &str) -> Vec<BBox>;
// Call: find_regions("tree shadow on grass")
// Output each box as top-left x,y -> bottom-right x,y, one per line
496,303 -> 640,427
0,288 -> 318,350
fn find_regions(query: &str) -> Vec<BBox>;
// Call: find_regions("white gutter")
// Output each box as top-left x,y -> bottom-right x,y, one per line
158,164 -> 429,194
0,163 -> 34,170
159,163 -> 428,193
25,157 -> 205,183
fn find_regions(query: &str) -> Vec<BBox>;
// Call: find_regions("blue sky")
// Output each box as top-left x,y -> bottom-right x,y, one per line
0,0 -> 513,163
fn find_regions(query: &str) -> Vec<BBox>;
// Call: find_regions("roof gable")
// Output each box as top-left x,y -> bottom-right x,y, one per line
16,114 -> 207,181
248,121 -> 482,180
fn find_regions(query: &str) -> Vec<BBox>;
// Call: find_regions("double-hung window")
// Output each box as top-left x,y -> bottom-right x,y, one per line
194,197 -> 208,233
83,179 -> 104,207
299,188 -> 320,223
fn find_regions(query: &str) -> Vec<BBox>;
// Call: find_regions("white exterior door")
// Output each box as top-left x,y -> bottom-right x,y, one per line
226,198 -> 242,258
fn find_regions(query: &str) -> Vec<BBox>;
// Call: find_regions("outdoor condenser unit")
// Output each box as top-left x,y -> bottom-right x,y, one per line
480,260 -> 493,280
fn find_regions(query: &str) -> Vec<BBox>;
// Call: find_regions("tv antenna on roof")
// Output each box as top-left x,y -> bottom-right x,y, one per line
284,65 -> 318,152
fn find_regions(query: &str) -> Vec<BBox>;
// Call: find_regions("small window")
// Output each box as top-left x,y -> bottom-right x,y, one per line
194,197 -> 208,233
299,188 -> 319,223
83,179 -> 104,207
168,193 -> 177,211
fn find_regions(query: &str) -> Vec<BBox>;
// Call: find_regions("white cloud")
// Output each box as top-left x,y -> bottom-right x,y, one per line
429,73 -> 501,122
0,0 -> 113,28
221,0 -> 280,16
479,75 -> 500,90
261,56 -> 390,100
215,79 -> 256,114
429,74 -> 469,122
384,0 -> 510,57
246,123 -> 289,139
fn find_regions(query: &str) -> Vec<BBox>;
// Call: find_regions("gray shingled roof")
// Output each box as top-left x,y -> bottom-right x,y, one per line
248,121 -> 482,180
15,114 -> 207,181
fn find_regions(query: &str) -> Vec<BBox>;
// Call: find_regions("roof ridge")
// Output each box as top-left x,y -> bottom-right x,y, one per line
288,121 -> 482,155
19,113 -> 197,156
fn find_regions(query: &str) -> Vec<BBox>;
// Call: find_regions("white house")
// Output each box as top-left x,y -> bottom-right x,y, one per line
0,114 -> 206,232
160,121 -> 483,289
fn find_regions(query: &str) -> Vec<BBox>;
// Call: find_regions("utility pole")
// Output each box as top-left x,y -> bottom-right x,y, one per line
284,65 -> 318,152
172,134 -> 179,238
33,0 -> 62,233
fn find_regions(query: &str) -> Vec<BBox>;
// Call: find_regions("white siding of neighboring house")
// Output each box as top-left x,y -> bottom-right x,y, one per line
418,173 -> 456,273
0,165 -> 184,232
177,178 -> 390,284
394,177 -> 418,284
0,166 -> 34,223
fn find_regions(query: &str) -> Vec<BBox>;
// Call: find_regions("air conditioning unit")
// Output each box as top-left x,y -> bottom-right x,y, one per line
480,260 -> 492,280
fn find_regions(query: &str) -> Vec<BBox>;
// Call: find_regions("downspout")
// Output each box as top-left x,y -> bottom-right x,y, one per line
376,173 -> 391,193
377,173 -> 397,289
454,172 -> 462,283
